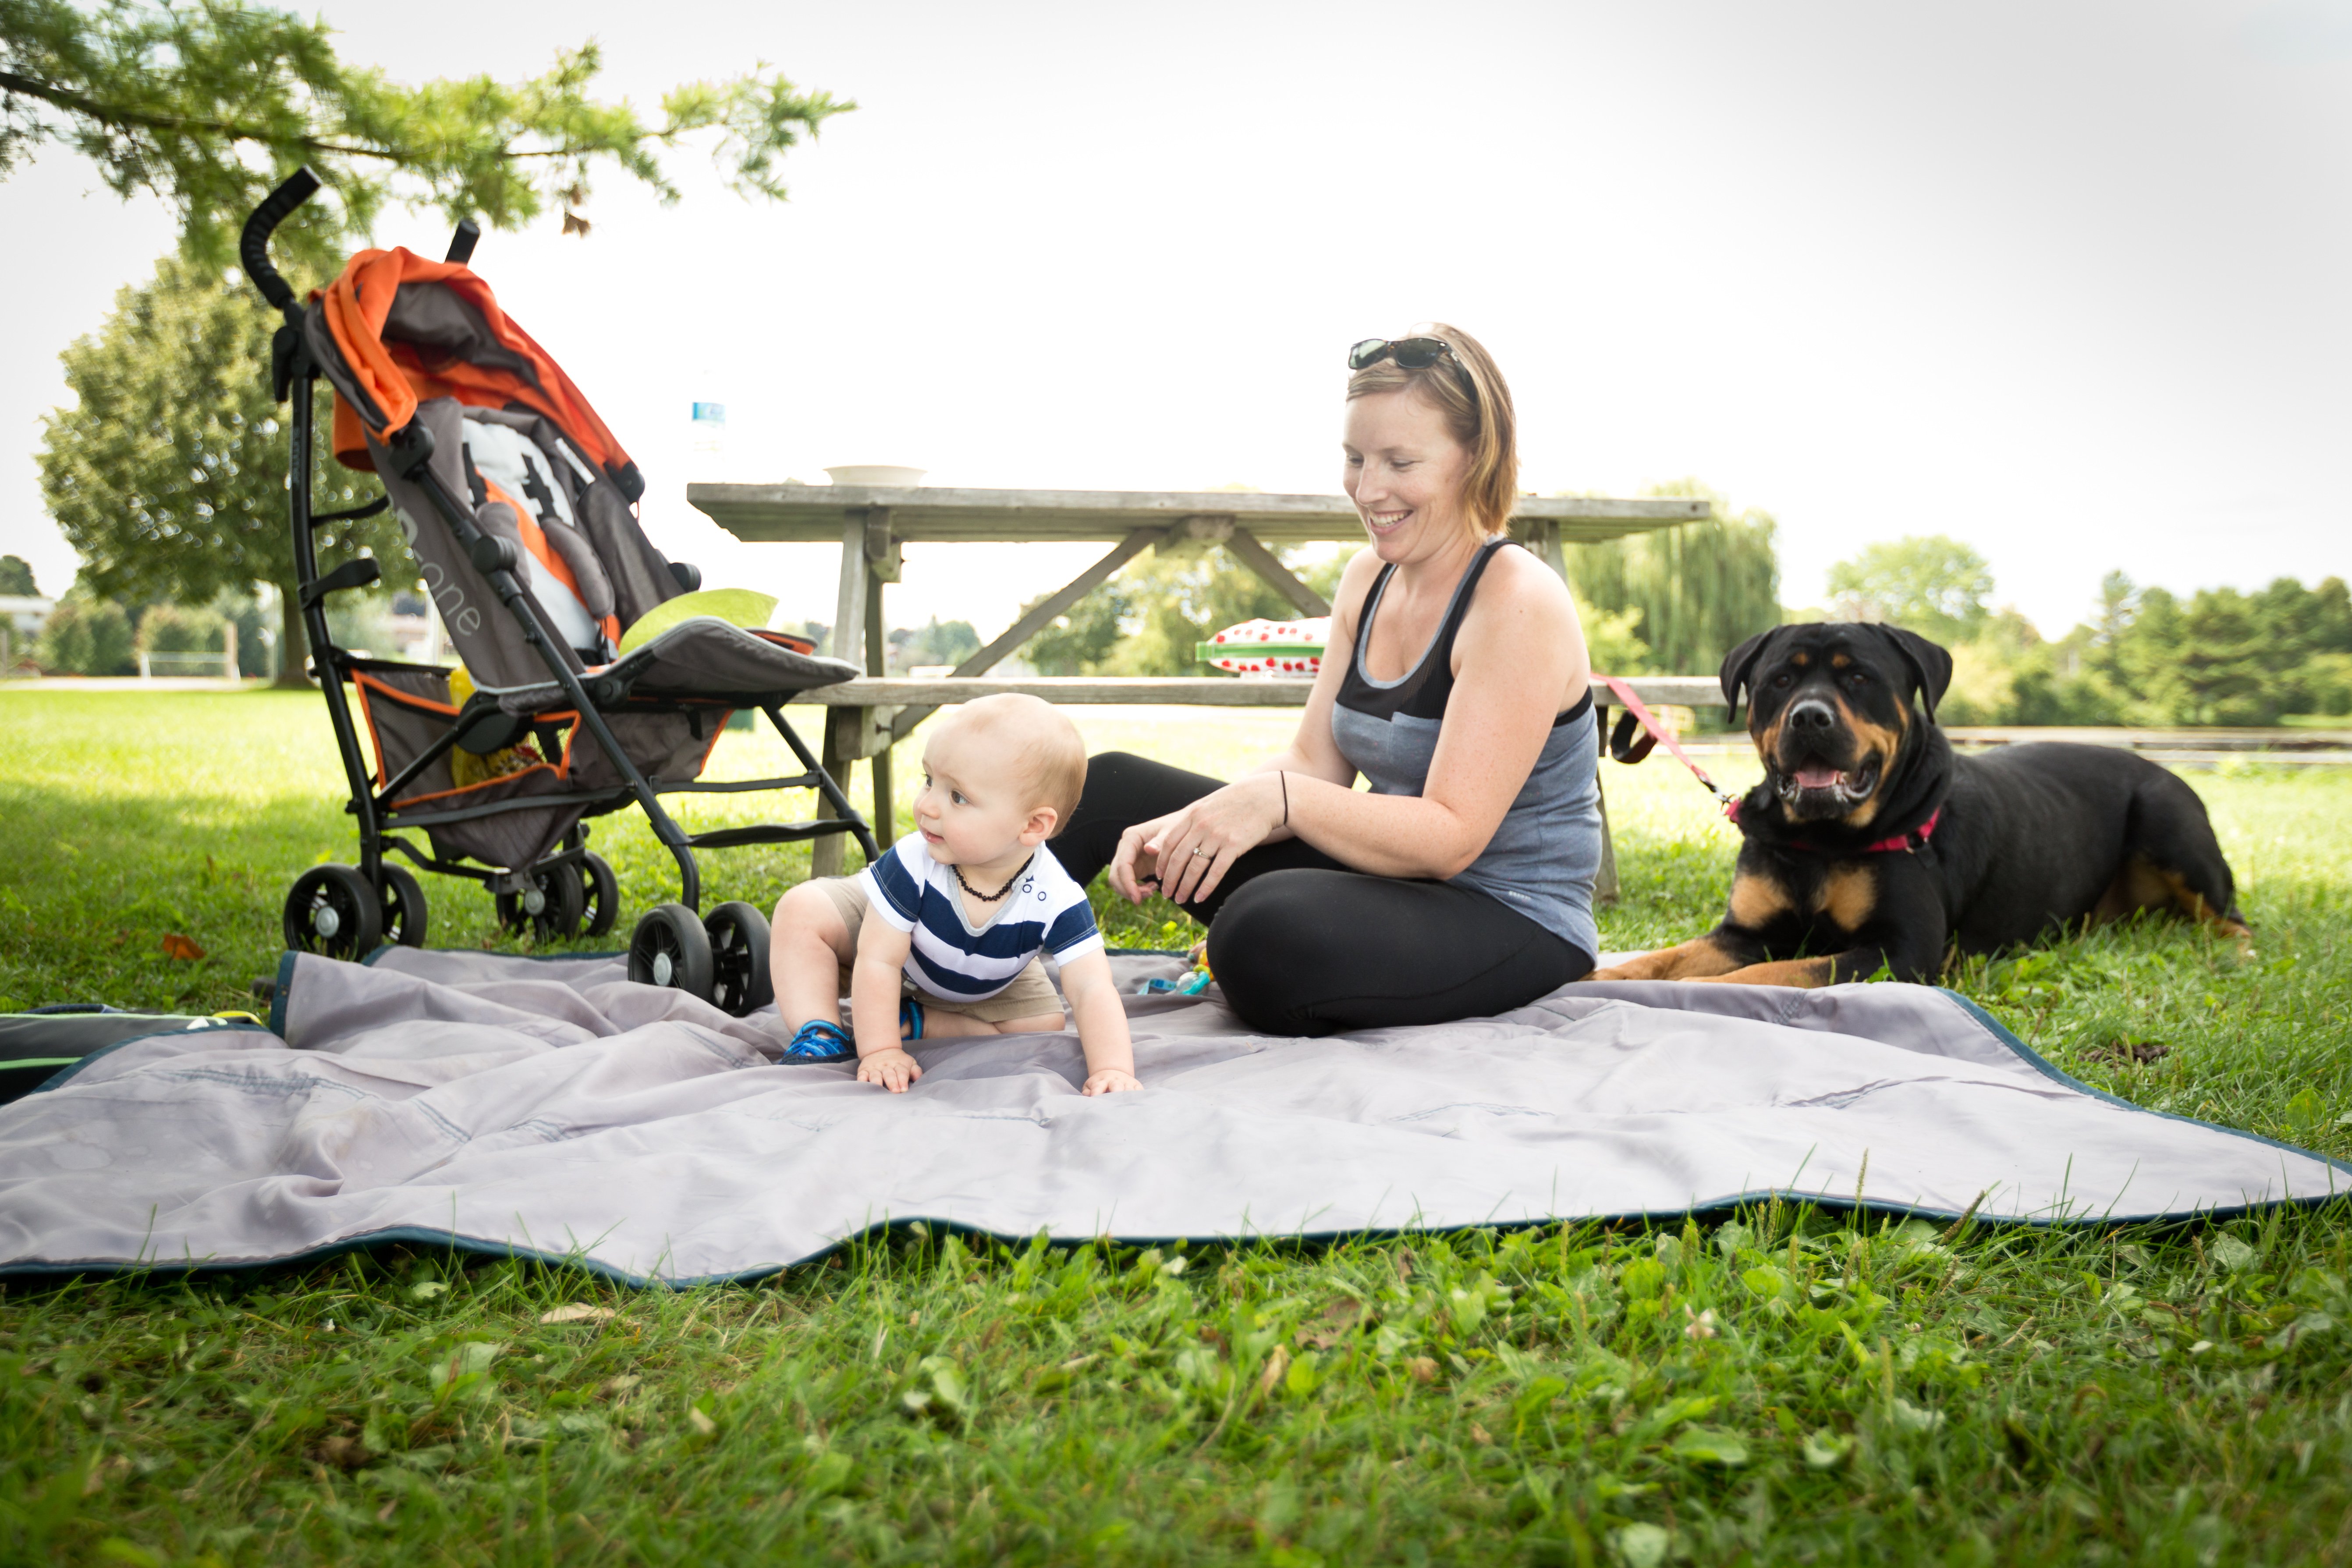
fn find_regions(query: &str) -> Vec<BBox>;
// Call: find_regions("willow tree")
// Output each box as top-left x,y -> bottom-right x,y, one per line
1566,479 -> 1781,678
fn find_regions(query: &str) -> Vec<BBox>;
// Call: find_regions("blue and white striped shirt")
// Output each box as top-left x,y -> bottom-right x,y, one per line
857,833 -> 1104,1003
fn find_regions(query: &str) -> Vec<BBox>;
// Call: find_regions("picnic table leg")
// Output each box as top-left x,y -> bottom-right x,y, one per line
1523,517 -> 1622,906
1221,525 -> 1333,617
886,527 -> 1167,746
813,707 -> 855,879
816,509 -> 894,876
865,579 -> 893,847
1595,772 -> 1620,906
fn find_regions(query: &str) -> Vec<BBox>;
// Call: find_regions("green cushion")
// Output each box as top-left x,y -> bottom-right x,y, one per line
617,588 -> 780,657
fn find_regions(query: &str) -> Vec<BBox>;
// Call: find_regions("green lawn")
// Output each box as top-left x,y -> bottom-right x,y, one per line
4,690 -> 2351,1566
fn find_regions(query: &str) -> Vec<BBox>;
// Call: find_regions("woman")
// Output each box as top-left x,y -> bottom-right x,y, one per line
1056,324 -> 1604,1035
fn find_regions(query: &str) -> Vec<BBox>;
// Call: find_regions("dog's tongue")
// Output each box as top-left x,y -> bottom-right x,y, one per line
1793,763 -> 1844,790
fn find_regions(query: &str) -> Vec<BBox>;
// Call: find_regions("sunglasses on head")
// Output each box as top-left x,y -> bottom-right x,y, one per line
1347,337 -> 1477,397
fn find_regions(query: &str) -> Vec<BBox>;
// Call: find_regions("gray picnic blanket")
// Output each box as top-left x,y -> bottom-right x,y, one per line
0,950 -> 2341,1284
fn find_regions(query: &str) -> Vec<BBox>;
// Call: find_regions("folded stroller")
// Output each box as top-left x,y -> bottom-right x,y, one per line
240,169 -> 877,1013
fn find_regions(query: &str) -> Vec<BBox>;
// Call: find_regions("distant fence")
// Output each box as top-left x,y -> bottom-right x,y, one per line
136,621 -> 239,680
136,651 -> 238,679
1652,725 -> 2352,770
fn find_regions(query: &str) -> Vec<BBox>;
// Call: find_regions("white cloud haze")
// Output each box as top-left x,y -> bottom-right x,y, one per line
2,0 -> 2346,648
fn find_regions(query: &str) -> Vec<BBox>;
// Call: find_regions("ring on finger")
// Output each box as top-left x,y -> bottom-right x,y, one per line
1192,845 -> 1215,858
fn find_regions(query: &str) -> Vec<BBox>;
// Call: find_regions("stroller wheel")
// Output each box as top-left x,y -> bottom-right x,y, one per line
703,901 -> 774,1016
628,905 -> 714,999
495,862 -> 586,943
375,865 -> 429,949
284,866 -> 385,961
578,852 -> 620,938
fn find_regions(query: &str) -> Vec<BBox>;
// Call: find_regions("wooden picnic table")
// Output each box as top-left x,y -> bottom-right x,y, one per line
690,482 -> 1714,890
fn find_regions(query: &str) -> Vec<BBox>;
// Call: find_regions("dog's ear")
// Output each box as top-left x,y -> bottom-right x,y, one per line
1870,624 -> 1955,724
1719,629 -> 1775,726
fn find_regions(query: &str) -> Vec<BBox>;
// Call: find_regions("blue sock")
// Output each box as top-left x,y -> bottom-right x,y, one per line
783,1019 -> 854,1061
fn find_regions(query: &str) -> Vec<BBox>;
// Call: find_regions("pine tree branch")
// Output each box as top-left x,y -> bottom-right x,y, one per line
0,68 -> 387,159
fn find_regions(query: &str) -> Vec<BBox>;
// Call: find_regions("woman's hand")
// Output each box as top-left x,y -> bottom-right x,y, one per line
1108,808 -> 1184,904
1112,774 -> 1286,907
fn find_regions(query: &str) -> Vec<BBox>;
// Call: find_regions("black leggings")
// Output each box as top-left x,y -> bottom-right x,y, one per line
1057,752 -> 1594,1037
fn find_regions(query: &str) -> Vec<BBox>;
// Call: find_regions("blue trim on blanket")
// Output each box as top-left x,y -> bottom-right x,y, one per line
266,949 -> 298,1036
1939,987 -> 2352,1179
29,964 -> 2335,1291
9,1182 -> 2352,1293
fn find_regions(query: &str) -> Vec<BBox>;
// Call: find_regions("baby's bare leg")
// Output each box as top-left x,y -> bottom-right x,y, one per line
917,1008 -> 1066,1039
988,1012 -> 1068,1035
772,882 -> 855,1029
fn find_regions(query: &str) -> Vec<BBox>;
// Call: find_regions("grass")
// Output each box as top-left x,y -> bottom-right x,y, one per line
4,690 -> 2352,1565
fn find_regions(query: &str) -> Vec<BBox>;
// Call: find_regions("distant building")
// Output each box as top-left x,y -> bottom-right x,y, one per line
0,595 -> 55,671
0,595 -> 56,639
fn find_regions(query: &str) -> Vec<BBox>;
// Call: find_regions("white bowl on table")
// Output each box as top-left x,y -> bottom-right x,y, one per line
823,465 -> 928,487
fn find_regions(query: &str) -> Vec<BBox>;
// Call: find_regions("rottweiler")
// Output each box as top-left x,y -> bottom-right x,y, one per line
1586,621 -> 2246,987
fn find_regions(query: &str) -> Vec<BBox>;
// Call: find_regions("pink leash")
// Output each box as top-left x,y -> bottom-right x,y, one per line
1593,674 -> 1944,854
1592,674 -> 1739,816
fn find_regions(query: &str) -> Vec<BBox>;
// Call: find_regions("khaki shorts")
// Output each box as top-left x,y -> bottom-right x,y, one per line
814,876 -> 1064,1025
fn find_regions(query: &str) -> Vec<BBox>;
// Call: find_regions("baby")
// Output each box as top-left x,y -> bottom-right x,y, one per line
769,693 -> 1140,1095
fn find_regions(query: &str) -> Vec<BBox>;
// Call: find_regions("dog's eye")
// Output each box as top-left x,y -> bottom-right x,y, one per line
1769,672 -> 1794,690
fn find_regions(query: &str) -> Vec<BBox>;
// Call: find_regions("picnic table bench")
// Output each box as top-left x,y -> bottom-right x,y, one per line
690,482 -> 1719,898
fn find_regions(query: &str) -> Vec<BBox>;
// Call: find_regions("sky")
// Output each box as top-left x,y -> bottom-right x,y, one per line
2,0 -> 2348,647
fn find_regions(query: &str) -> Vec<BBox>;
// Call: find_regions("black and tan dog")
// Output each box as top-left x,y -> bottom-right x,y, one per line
1587,622 -> 2246,987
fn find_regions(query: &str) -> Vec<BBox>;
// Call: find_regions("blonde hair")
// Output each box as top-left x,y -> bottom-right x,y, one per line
951,693 -> 1089,831
1345,322 -> 1520,541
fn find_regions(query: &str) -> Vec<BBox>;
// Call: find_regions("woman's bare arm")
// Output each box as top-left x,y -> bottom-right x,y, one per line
1129,547 -> 1588,905
1281,548 -> 1584,878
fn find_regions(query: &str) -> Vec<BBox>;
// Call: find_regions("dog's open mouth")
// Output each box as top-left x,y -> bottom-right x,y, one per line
1777,755 -> 1881,809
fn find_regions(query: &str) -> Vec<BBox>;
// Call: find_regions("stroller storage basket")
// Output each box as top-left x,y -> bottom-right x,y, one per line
242,168 -> 876,1001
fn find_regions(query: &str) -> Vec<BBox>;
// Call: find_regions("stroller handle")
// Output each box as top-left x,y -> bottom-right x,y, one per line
241,167 -> 322,319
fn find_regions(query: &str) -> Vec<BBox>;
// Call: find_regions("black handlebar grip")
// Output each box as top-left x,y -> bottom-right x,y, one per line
470,535 -> 520,577
240,167 -> 322,316
446,219 -> 481,266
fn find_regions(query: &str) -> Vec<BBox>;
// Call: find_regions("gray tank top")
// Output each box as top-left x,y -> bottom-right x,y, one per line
1330,539 -> 1603,960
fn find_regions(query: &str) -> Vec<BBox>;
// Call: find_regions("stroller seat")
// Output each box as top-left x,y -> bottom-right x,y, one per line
241,169 -> 877,1014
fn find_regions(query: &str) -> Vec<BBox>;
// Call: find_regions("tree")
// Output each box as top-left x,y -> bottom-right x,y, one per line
0,554 -> 38,595
39,253 -> 405,687
1924,568 -> 2352,726
1021,544 -> 1347,677
888,617 -> 980,672
2,0 -> 850,269
35,585 -> 132,673
136,600 -> 222,655
1824,536 -> 1993,643
1564,479 -> 1780,677
15,5 -> 848,682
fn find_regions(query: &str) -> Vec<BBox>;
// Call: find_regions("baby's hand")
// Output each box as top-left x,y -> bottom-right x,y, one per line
1082,1067 -> 1143,1096
858,1047 -> 922,1093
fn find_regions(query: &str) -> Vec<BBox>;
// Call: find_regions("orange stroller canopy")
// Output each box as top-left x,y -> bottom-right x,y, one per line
313,247 -> 642,501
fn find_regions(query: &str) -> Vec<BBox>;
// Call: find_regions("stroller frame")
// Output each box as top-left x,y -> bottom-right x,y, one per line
243,170 -> 878,958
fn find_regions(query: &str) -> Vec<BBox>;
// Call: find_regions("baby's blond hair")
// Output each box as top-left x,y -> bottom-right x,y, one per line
946,693 -> 1088,831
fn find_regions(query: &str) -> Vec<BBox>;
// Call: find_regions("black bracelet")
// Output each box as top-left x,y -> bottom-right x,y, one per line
1280,769 -> 1289,827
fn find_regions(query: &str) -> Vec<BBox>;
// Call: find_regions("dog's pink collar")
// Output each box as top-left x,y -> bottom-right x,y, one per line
1724,796 -> 1942,855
